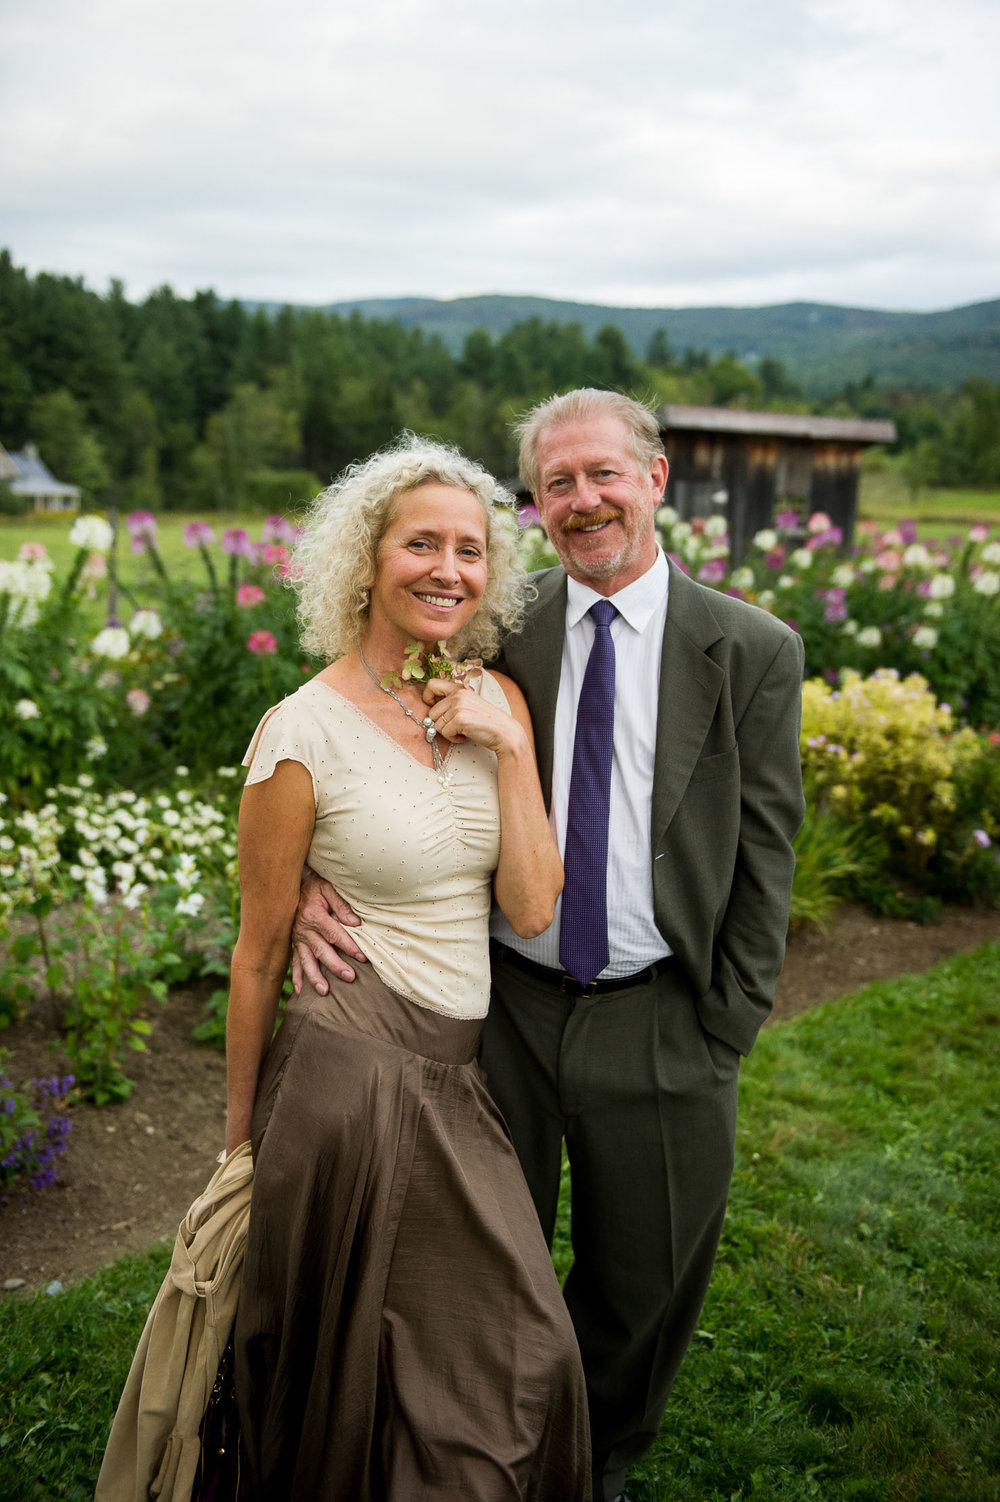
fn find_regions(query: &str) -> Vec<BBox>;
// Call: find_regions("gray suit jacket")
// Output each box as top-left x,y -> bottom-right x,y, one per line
496,558 -> 805,1056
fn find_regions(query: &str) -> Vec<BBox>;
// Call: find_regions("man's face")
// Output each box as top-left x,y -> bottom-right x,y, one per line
533,414 -> 668,595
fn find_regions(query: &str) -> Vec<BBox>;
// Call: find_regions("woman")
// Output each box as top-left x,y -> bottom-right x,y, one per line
228,437 -> 590,1500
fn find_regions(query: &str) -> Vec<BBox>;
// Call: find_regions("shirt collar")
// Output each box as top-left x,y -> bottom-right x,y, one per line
565,547 -> 669,633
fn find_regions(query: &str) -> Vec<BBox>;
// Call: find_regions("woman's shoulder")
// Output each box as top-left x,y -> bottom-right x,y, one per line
480,668 -> 523,715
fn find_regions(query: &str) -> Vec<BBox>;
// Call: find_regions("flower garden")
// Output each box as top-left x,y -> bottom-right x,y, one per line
2,502 -> 999,1198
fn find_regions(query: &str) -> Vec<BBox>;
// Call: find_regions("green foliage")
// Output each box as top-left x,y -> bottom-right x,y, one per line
799,670 -> 999,909
0,773 -> 240,1097
789,797 -> 879,932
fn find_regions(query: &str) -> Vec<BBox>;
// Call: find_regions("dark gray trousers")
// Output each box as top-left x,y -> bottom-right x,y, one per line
481,945 -> 741,1502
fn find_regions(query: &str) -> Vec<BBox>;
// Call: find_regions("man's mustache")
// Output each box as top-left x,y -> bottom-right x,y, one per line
560,508 -> 621,535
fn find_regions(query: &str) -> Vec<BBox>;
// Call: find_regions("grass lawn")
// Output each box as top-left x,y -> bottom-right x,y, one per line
2,944 -> 998,1500
859,469 -> 1000,534
0,511 -> 283,580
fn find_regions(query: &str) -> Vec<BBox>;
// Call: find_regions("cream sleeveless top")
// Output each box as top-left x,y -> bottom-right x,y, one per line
243,673 -> 510,1018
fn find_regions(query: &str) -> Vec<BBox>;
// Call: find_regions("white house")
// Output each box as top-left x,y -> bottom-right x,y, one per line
0,442 -> 81,514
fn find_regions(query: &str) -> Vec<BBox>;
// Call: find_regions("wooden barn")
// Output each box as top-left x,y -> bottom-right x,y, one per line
655,405 -> 897,560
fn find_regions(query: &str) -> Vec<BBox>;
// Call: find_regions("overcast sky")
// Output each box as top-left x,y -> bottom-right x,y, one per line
3,0 -> 998,313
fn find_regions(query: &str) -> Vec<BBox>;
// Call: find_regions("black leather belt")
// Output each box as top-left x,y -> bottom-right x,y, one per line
491,940 -> 676,998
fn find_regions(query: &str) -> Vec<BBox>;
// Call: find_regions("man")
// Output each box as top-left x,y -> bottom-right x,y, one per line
294,389 -> 805,1502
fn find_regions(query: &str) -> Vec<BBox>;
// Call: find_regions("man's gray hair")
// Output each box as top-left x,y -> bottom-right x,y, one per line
515,389 -> 665,496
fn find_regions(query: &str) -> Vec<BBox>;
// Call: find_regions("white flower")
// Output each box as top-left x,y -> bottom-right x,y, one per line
730,566 -> 755,591
217,766 -> 239,778
656,505 -> 678,527
14,699 -> 40,720
912,626 -> 939,650
0,835 -> 14,852
902,544 -> 931,569
121,882 -> 149,911
85,735 -> 107,760
923,601 -> 944,618
981,542 -> 1000,565
112,860 -> 137,887
777,575 -> 796,590
69,515 -> 114,553
842,619 -> 859,636
175,892 -> 206,918
857,558 -> 878,574
756,589 -> 776,610
857,626 -> 883,648
831,564 -> 856,588
130,608 -> 163,640
973,570 -> 1000,596
752,529 -> 778,552
928,573 -> 956,600
162,809 -> 181,827
789,548 -> 813,569
91,626 -> 131,660
703,514 -> 728,540
670,520 -> 692,543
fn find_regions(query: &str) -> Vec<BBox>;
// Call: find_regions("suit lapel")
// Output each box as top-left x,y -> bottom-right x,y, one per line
651,564 -> 726,846
506,568 -> 567,807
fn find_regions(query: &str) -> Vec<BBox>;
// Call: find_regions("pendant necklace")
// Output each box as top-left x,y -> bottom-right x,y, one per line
358,645 -> 454,787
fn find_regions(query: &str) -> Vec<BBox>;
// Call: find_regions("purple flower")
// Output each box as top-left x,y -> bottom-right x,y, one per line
898,520 -> 918,545
973,829 -> 992,848
765,547 -> 786,570
517,502 -> 541,528
816,586 -> 847,624
698,559 -> 726,584
221,526 -> 253,557
775,510 -> 799,531
183,521 -> 216,548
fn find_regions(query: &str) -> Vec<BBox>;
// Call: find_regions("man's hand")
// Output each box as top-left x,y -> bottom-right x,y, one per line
291,869 -> 366,993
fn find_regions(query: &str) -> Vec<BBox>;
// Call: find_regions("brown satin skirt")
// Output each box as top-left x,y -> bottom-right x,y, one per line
232,963 -> 590,1501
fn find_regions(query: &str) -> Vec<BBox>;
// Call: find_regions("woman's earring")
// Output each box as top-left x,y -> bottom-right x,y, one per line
360,585 -> 370,606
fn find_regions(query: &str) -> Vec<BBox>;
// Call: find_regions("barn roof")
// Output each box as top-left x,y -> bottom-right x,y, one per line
657,404 -> 896,444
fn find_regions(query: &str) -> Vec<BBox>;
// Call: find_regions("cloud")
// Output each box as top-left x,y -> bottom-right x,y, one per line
2,0 -> 998,310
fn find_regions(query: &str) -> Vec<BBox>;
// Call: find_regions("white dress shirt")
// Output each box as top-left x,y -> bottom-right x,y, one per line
492,548 -> 673,977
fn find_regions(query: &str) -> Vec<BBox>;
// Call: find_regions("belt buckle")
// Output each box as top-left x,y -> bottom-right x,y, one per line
560,974 -> 598,998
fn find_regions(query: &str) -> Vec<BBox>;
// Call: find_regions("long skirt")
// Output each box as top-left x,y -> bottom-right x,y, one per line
232,963 -> 591,1501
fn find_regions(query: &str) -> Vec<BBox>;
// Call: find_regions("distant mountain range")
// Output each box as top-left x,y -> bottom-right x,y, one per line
300,294 -> 1000,394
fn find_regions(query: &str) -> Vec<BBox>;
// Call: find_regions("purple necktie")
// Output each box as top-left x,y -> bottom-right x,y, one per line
559,599 -> 617,986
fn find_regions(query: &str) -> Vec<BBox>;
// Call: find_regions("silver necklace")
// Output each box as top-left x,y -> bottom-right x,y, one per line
358,645 -> 454,787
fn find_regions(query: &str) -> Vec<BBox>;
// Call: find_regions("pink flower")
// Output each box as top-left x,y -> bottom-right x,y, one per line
261,515 -> 298,545
807,512 -> 832,535
517,502 -> 541,528
880,528 -> 904,548
973,829 -> 991,848
875,549 -> 901,571
128,511 -> 159,555
237,584 -> 266,608
126,688 -> 151,717
969,525 -> 989,543
222,527 -> 253,557
18,542 -> 49,563
775,510 -> 799,531
247,629 -> 278,655
765,546 -> 786,570
183,521 -> 216,548
697,559 -> 726,584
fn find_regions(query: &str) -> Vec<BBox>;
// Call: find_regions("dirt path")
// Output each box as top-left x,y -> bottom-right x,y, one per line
3,903 -> 1000,1296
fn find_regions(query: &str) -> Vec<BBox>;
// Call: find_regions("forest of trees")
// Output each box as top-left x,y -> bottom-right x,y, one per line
1,249 -> 997,514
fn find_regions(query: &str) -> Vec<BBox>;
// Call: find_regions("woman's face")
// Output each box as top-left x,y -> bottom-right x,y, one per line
368,483 -> 489,651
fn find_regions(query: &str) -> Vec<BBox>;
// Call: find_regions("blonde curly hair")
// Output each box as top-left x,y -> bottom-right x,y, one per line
291,434 -> 527,662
